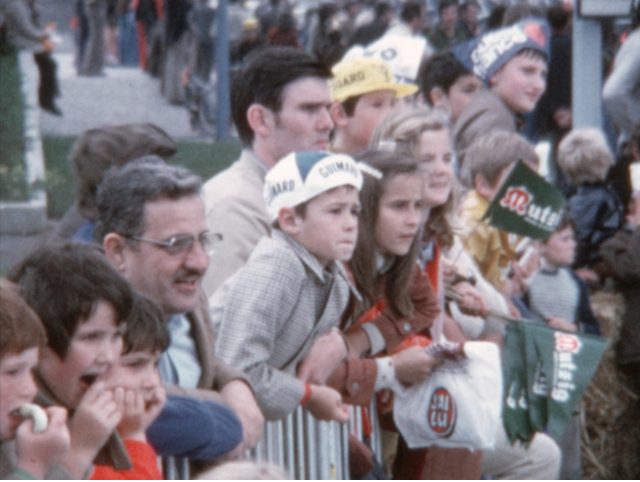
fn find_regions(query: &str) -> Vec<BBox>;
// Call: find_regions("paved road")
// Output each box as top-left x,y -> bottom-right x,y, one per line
1,10 -> 206,272
37,52 -> 198,140
30,0 -> 199,139
2,52 -> 201,272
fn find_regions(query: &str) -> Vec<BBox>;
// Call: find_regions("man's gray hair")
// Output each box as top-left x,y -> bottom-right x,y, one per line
94,156 -> 202,242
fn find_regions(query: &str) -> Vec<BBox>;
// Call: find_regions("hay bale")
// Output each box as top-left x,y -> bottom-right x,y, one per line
582,290 -> 640,479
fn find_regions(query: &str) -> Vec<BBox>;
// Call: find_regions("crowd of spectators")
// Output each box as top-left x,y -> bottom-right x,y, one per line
1,0 -> 640,480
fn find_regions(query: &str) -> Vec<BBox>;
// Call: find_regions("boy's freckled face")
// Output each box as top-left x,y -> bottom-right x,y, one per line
542,226 -> 576,267
346,89 -> 399,151
105,351 -> 161,401
0,348 -> 39,440
490,54 -> 547,114
292,186 -> 360,267
37,301 -> 123,408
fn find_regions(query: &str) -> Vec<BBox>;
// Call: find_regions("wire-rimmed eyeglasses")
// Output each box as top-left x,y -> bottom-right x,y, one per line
127,232 -> 223,256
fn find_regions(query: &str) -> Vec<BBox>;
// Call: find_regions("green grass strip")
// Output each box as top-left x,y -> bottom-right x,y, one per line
42,136 -> 240,219
0,47 -> 29,201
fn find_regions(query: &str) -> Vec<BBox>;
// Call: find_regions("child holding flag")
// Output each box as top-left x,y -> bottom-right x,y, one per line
458,130 -> 541,301
524,212 -> 601,479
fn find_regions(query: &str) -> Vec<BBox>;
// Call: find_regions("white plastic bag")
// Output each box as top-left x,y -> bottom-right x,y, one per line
393,341 -> 502,450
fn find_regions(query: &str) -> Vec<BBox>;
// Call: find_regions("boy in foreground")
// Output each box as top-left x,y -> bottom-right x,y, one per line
92,292 -> 167,479
94,292 -> 244,478
210,151 -> 366,421
9,243 -> 134,478
0,280 -> 70,479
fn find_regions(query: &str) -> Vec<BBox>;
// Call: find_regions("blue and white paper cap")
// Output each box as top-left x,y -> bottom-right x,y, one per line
265,151 -> 378,221
453,18 -> 550,83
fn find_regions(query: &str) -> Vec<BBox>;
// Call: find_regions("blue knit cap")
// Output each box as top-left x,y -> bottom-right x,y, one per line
453,18 -> 550,83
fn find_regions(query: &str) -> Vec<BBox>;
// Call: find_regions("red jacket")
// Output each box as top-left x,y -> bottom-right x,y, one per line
91,439 -> 162,480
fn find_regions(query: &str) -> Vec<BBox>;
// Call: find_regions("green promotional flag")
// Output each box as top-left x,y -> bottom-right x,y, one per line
522,323 -> 548,432
502,322 -> 534,444
522,322 -> 608,441
484,160 -> 566,240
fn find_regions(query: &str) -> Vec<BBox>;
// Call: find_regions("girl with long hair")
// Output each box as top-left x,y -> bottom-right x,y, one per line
323,151 -> 440,478
370,107 -> 505,479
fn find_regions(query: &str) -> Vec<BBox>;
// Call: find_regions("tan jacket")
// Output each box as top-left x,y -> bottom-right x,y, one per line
202,149 -> 270,297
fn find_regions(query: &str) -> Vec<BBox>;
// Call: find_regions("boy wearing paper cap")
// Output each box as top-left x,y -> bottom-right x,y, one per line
452,18 -> 549,161
210,151 -> 368,422
330,57 -> 418,155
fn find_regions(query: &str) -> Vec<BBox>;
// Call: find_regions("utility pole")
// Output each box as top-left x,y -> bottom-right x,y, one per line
215,0 -> 231,140
571,9 -> 603,129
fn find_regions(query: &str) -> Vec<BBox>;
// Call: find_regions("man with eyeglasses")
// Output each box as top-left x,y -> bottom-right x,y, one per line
201,47 -> 334,296
94,156 -> 264,477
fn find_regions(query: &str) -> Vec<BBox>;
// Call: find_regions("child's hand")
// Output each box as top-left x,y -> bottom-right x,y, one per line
392,346 -> 441,385
63,382 -> 122,477
297,329 -> 348,384
452,282 -> 489,317
547,317 -> 577,332
15,406 -> 70,479
117,386 -> 167,440
305,385 -> 349,423
142,386 -> 166,430
553,107 -> 572,129
442,258 -> 458,284
575,267 -> 600,286
517,246 -> 540,279
508,262 -> 529,294
114,389 -> 145,441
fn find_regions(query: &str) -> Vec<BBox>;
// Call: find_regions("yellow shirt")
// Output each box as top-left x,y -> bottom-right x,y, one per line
458,190 -> 519,290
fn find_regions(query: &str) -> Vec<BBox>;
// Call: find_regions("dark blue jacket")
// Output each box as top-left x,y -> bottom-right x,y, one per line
147,395 -> 242,460
567,182 -> 623,268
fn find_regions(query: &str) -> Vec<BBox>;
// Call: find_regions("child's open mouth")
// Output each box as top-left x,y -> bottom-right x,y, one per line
79,373 -> 98,389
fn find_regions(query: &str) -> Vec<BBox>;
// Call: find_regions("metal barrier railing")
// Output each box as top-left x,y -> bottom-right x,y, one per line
251,402 -> 383,479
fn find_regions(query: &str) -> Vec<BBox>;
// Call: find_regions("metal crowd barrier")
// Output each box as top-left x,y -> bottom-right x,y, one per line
251,402 -> 383,479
